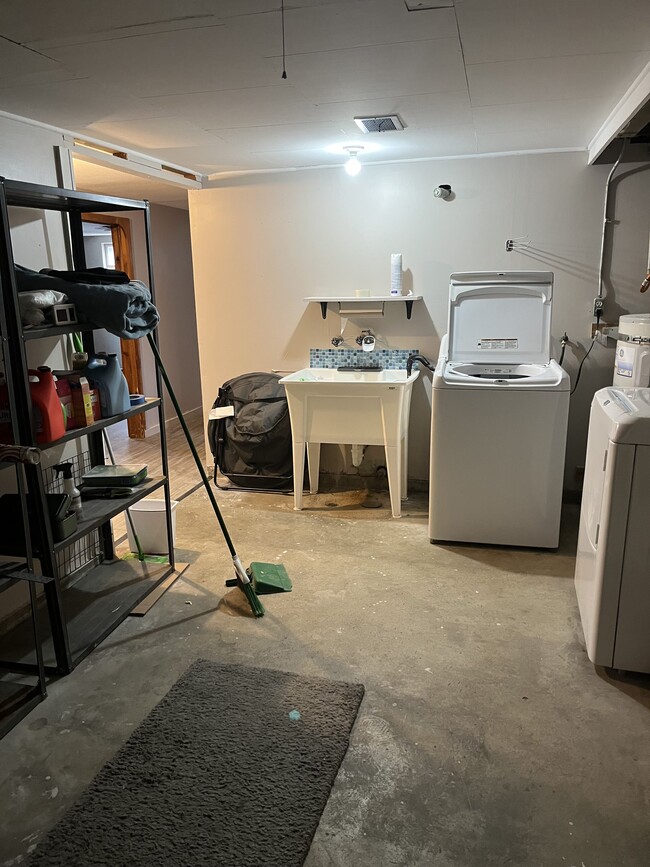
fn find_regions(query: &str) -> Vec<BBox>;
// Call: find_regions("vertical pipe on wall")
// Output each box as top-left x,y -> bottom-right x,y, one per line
597,137 -> 629,300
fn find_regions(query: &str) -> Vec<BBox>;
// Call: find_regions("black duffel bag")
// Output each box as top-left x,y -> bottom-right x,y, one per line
208,372 -> 293,491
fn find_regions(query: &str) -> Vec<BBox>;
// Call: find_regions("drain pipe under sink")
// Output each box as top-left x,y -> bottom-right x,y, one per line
351,444 -> 366,467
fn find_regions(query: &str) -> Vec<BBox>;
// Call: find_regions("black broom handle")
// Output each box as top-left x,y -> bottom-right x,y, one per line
146,332 -> 237,559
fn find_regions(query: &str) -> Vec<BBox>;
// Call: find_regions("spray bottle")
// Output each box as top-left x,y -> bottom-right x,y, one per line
53,462 -> 83,514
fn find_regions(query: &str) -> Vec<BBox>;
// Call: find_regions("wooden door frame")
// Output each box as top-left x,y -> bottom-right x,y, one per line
81,213 -> 145,438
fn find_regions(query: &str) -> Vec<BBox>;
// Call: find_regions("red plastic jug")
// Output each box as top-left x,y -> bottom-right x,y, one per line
29,366 -> 66,443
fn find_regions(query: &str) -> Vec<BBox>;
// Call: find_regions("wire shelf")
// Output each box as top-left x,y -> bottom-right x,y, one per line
43,451 -> 101,580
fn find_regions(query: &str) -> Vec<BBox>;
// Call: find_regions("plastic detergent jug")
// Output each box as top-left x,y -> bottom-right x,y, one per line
29,366 -> 66,443
84,353 -> 130,417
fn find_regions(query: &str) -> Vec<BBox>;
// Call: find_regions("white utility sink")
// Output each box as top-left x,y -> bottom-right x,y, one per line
280,367 -> 419,517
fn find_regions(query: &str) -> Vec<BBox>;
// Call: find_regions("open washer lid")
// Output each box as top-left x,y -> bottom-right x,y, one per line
447,271 -> 554,365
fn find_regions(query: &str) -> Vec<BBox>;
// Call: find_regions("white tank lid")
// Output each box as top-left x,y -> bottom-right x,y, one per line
618,313 -> 650,339
596,387 -> 650,444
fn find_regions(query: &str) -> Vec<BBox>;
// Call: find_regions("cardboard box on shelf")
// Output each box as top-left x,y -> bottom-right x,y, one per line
70,377 -> 94,428
54,376 -> 74,430
54,372 -> 94,428
89,388 -> 101,422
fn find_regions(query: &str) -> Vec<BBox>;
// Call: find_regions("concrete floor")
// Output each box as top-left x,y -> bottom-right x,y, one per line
1,481 -> 649,866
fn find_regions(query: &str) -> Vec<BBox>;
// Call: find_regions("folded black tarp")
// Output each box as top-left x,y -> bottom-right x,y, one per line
14,265 -> 159,339
208,372 -> 293,491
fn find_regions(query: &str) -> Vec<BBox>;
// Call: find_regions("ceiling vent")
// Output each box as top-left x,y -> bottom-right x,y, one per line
354,115 -> 405,134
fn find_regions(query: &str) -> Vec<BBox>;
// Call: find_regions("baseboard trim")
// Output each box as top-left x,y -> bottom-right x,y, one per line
146,405 -> 202,438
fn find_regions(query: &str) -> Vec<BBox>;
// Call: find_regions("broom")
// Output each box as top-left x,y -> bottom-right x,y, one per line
146,334 -> 277,617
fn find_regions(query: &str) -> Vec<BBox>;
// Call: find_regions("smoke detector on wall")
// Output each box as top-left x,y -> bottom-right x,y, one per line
354,115 -> 405,133
434,184 -> 452,199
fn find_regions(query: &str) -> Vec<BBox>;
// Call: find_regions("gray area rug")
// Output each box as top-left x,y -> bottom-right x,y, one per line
29,659 -> 364,867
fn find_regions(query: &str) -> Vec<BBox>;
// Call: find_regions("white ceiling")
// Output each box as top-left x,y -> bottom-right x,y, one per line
1,0 -> 649,202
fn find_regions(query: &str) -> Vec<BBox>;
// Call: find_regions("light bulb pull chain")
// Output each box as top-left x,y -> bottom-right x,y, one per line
281,0 -> 287,79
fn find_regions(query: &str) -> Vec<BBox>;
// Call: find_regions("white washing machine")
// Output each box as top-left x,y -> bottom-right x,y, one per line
429,271 -> 570,548
574,387 -> 650,673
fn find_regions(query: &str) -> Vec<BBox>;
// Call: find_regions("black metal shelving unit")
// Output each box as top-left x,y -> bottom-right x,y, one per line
41,397 -> 160,447
0,177 -> 176,677
0,468 -> 48,738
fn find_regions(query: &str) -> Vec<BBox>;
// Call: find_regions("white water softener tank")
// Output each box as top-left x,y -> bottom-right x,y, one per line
613,314 -> 650,388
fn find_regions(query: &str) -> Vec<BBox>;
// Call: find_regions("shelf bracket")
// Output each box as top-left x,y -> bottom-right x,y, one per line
305,295 -> 422,319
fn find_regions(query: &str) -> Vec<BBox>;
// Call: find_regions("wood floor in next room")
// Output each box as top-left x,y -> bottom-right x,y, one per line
1,415 -> 649,867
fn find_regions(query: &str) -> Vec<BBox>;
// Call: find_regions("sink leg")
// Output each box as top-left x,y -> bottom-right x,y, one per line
292,441 -> 305,510
401,432 -> 409,500
380,397 -> 404,517
385,444 -> 402,518
307,442 -> 321,494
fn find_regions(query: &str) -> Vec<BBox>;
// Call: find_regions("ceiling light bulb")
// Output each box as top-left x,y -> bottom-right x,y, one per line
343,146 -> 363,176
345,155 -> 361,176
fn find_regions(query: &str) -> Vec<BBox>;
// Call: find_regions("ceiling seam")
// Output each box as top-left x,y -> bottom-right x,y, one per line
464,48 -> 650,67
0,33 -> 57,62
452,3 -> 476,153
23,22 -> 226,51
261,35 -> 460,60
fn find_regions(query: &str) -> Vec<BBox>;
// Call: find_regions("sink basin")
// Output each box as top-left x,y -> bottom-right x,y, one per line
282,368 -> 414,384
280,367 -> 419,517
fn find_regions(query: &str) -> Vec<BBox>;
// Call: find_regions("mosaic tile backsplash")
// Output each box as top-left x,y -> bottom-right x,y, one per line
309,348 -> 420,370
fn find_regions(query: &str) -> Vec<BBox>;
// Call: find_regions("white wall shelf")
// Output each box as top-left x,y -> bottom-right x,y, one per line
305,295 -> 423,320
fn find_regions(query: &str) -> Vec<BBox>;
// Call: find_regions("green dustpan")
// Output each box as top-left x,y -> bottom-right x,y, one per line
248,562 -> 292,594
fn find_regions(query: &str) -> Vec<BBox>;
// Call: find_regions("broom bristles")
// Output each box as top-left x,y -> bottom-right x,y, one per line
241,581 -> 265,617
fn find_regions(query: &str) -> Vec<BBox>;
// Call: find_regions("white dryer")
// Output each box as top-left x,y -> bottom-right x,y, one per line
574,387 -> 650,673
429,271 -> 570,547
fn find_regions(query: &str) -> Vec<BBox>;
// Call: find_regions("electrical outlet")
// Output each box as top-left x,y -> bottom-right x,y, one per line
599,326 -> 618,345
591,323 -> 618,344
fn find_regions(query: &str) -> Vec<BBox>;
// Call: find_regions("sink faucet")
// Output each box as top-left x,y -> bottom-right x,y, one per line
406,353 -> 435,376
356,330 -> 375,351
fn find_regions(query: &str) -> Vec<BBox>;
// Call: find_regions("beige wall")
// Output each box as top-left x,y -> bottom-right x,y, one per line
149,203 -> 202,422
0,114 -> 69,186
189,152 -> 650,487
136,204 -> 201,432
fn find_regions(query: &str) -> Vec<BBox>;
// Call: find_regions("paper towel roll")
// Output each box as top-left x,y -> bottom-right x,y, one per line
390,253 -> 402,295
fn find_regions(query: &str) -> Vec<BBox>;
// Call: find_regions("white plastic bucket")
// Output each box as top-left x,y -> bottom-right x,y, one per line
126,498 -> 178,555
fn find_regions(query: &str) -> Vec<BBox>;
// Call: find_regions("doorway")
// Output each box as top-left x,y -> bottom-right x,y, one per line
82,214 -> 145,438
71,155 -> 203,450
